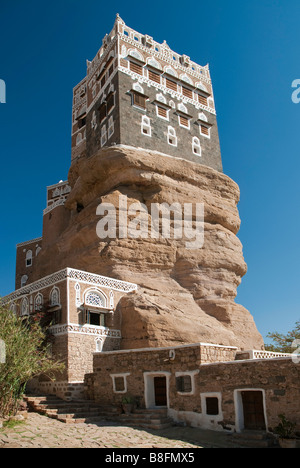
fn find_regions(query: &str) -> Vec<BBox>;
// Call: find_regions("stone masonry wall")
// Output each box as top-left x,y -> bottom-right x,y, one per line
86,345 -> 300,433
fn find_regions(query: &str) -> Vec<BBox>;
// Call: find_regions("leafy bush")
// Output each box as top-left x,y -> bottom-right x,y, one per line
0,304 -> 64,418
274,414 -> 297,439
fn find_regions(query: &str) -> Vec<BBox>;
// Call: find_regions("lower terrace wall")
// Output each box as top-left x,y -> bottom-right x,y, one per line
86,344 -> 300,433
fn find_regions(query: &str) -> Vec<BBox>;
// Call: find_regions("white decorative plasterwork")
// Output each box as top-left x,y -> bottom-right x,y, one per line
246,350 -> 294,360
21,297 -> 29,316
16,237 -> 43,248
34,293 -> 44,311
49,323 -> 121,339
118,64 -> 216,116
2,269 -> 137,305
128,49 -> 144,62
132,82 -> 144,94
50,287 -> 60,307
43,198 -> 67,216
109,291 -> 114,309
85,290 -> 107,308
75,282 -> 81,307
198,112 -> 208,122
147,57 -> 162,70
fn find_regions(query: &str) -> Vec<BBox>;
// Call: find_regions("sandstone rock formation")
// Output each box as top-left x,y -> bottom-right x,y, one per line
34,146 -> 264,351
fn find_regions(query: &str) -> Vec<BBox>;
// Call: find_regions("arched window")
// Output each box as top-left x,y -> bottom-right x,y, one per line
26,250 -> 32,267
21,297 -> 29,316
167,126 -> 177,147
76,133 -> 83,146
85,290 -> 107,308
141,116 -> 151,137
50,287 -> 60,307
34,293 -> 44,311
21,275 -> 28,288
96,339 -> 103,352
192,137 -> 201,156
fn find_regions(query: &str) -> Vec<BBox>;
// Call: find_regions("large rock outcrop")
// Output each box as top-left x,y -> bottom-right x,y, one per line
35,146 -> 264,351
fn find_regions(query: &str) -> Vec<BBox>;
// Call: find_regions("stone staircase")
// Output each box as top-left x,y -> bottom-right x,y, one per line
118,408 -> 173,430
24,395 -> 120,424
24,395 -> 173,430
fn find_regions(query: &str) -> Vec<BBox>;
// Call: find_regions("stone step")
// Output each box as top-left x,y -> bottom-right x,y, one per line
228,431 -> 277,448
24,395 -> 172,429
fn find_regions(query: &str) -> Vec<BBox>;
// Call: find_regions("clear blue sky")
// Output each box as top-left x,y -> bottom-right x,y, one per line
0,0 -> 299,343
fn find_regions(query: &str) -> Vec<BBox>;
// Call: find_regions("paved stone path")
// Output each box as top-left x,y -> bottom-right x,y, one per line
0,413 -> 233,448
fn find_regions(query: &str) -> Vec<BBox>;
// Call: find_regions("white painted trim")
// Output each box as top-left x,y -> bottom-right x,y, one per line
67,277 -> 70,324
16,237 -> 42,248
200,392 -> 223,422
96,341 -> 237,356
234,388 -> 268,433
144,372 -> 171,409
110,373 -> 131,394
175,370 -> 199,395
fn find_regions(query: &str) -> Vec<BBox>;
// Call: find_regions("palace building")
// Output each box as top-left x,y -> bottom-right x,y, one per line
2,16 -> 299,435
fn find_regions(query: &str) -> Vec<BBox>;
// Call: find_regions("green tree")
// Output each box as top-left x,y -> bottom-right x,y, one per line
265,320 -> 300,353
0,304 -> 64,418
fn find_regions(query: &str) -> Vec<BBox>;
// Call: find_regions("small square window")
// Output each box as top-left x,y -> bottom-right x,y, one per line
206,397 -> 219,415
114,377 -> 125,392
133,92 -> 147,109
111,373 -> 130,394
179,115 -> 190,128
176,375 -> 192,393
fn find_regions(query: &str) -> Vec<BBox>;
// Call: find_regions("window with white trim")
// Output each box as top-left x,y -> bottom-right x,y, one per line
156,104 -> 169,120
176,375 -> 192,393
201,392 -> 222,417
85,290 -> 107,308
175,370 -> 199,395
96,339 -> 103,352
141,116 -> 151,136
50,287 -> 60,307
26,250 -> 32,267
167,126 -> 177,146
192,137 -> 201,156
101,124 -> 107,146
200,124 -> 210,138
34,293 -> 43,312
21,297 -> 29,317
111,373 -> 130,394
76,133 -> 83,146
21,275 -> 28,288
178,114 -> 190,129
108,116 -> 114,139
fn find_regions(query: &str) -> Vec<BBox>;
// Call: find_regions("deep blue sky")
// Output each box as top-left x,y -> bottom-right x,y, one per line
0,0 -> 299,342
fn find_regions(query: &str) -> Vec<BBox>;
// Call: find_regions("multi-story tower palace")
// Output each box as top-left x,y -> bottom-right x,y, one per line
72,14 -> 222,171
3,16 -> 266,403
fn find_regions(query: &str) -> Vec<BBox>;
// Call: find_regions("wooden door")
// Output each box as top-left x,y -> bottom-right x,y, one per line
242,391 -> 266,430
154,377 -> 167,406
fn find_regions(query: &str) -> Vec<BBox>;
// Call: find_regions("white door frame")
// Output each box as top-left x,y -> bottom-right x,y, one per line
144,372 -> 171,409
234,388 -> 268,433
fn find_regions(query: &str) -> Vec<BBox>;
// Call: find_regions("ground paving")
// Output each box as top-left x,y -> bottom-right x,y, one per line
0,412 -> 237,449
